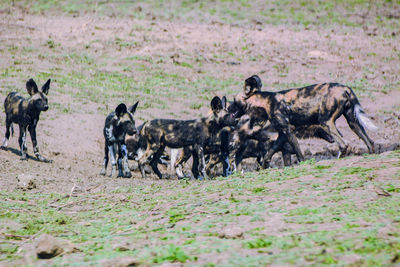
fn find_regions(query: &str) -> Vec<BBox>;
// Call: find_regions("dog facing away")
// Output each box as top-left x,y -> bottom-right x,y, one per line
137,96 -> 237,179
231,75 -> 377,168
1,78 -> 51,162
100,102 -> 138,178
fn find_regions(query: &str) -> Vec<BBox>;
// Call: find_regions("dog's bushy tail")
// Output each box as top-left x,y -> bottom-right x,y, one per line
354,104 -> 378,131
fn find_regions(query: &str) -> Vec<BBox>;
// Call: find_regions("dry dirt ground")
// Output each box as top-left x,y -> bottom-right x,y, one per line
0,1 -> 399,266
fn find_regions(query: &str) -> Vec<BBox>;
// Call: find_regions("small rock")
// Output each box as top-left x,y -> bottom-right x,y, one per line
16,174 -> 37,190
112,242 -> 132,251
219,226 -> 243,239
373,185 -> 391,197
35,234 -> 79,259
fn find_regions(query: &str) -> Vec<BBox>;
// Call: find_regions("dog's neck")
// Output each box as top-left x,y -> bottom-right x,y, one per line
26,99 -> 41,120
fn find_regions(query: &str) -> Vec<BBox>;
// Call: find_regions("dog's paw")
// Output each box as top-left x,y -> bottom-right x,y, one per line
123,171 -> 132,178
38,155 -> 52,163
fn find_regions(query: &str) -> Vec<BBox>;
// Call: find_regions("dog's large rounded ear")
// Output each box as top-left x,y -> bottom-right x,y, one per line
115,103 -> 127,117
251,75 -> 262,91
41,79 -> 51,95
129,101 -> 139,114
26,78 -> 39,96
221,96 -> 227,110
211,96 -> 223,113
244,75 -> 261,96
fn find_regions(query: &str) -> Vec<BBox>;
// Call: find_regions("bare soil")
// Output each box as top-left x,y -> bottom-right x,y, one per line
0,5 -> 399,266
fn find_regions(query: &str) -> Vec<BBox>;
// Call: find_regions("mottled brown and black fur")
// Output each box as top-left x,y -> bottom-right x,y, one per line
231,75 -> 377,168
205,116 -> 335,173
100,102 -> 138,178
173,125 -> 233,178
1,78 -> 51,162
137,96 -> 236,179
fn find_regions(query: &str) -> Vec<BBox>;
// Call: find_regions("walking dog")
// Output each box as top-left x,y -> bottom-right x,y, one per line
1,78 -> 51,162
137,96 -> 237,179
100,102 -> 138,178
230,75 -> 377,168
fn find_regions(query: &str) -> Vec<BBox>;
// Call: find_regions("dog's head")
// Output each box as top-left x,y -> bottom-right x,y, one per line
115,101 -> 139,136
27,78 -> 51,112
210,96 -> 237,127
244,75 -> 262,96
227,97 -> 246,120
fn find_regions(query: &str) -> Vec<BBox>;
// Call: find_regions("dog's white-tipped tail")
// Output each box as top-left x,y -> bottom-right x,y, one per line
354,104 -> 378,131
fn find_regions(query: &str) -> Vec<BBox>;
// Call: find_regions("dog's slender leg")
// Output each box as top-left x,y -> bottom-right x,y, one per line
221,151 -> 231,177
194,144 -> 208,180
170,148 -> 179,172
108,144 -> 117,177
121,144 -> 132,178
344,110 -> 375,154
262,132 -> 287,168
234,144 -> 246,171
117,144 -> 124,177
282,143 -> 292,166
220,128 -> 231,177
191,150 -> 200,180
175,147 -> 191,179
100,145 -> 109,176
28,124 -> 50,162
205,153 -> 218,177
18,125 -> 28,160
275,112 -> 304,163
1,118 -> 11,149
285,131 -> 304,162
1,137 -> 8,149
325,121 -> 348,158
138,143 -> 152,178
150,145 -> 165,179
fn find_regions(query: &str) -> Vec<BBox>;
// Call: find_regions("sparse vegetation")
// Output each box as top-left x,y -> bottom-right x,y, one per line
0,0 -> 399,266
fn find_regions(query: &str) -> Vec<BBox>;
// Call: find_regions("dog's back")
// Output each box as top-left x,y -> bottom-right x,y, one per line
142,118 -> 202,149
4,92 -> 26,123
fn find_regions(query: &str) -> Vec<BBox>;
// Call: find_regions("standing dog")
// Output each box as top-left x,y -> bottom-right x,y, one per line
173,125 -> 233,178
137,96 -> 236,179
1,78 -> 51,162
100,102 -> 138,178
231,75 -> 377,168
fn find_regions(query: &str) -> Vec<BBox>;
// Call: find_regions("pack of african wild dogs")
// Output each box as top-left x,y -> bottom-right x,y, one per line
1,75 -> 378,180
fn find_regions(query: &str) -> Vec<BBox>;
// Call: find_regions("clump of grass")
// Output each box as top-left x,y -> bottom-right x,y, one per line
153,245 -> 195,263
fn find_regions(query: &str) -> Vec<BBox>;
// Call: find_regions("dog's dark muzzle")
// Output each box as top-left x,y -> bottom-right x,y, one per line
43,105 -> 49,111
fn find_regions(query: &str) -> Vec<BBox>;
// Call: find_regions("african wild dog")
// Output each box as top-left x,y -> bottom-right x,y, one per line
230,75 -> 377,168
1,78 -> 51,162
100,102 -> 138,178
137,96 -> 237,179
204,115 -> 335,173
125,124 -> 176,171
173,125 -> 233,179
